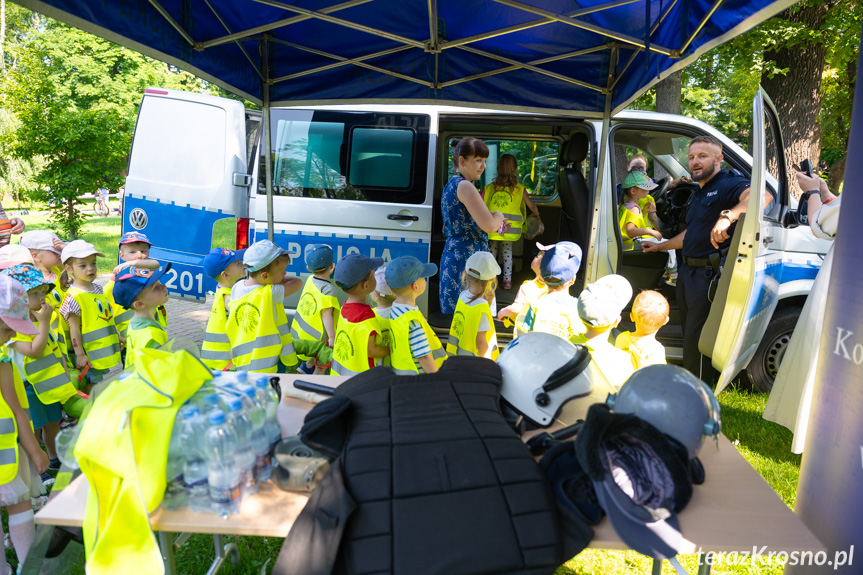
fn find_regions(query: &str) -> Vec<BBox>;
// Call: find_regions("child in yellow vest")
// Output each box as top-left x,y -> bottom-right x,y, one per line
112,264 -> 172,368
618,171 -> 663,251
447,251 -> 500,359
615,289 -> 669,369
201,247 -> 247,370
331,254 -> 390,376
483,153 -> 541,290
531,242 -> 585,344
227,240 -> 304,373
103,232 -> 168,343
497,243 -> 548,337
59,240 -> 122,384
386,256 -> 446,374
573,276 -> 636,389
371,265 -> 395,320
0,274 -> 50,568
2,265 -> 85,485
19,231 -> 70,355
292,244 -> 340,375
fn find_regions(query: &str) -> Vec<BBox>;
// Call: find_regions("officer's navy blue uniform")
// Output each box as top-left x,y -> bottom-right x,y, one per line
678,169 -> 749,381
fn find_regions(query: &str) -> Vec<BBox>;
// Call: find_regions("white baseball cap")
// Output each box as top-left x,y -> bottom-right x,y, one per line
244,240 -> 290,272
0,244 -> 36,270
61,240 -> 105,263
20,230 -> 63,255
465,251 -> 501,281
374,265 -> 393,296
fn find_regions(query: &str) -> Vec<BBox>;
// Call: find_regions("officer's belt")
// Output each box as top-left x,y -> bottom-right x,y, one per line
682,249 -> 728,272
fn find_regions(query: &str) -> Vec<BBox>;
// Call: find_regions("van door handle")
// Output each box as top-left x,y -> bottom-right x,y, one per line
387,214 -> 419,221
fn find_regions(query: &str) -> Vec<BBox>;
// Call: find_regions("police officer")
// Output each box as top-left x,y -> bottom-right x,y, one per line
644,135 -> 769,382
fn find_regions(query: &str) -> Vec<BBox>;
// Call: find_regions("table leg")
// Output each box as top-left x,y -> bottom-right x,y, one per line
204,533 -> 241,575
158,531 -> 177,575
652,558 -> 662,575
697,556 -> 712,575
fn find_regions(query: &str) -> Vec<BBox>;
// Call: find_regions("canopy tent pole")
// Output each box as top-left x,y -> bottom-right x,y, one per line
586,44 -> 620,282
261,33 -> 274,241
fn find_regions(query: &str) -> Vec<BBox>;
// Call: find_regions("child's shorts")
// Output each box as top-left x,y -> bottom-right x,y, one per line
85,367 -> 109,384
24,384 -> 63,430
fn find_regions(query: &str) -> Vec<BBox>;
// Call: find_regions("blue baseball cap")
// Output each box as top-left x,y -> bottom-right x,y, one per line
385,256 -> 437,289
540,242 -> 583,286
112,263 -> 172,308
306,244 -> 334,272
334,254 -> 384,289
119,231 -> 152,246
203,247 -> 247,278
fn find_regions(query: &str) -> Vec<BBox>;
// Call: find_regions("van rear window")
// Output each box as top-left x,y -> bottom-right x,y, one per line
260,110 -> 429,204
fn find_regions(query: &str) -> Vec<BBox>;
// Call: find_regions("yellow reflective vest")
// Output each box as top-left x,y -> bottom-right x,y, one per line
45,267 -> 71,358
125,322 -> 169,368
484,183 -> 527,241
389,309 -> 446,374
66,286 -> 122,370
331,315 -> 388,376
446,296 -> 499,359
0,391 -> 19,484
75,348 -> 208,575
201,287 -> 232,370
104,279 -> 167,338
227,284 -> 297,372
290,276 -> 341,359
513,278 -> 548,338
533,291 -> 586,344
12,319 -> 77,405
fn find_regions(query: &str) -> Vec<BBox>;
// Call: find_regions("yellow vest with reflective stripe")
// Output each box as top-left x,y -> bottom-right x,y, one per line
446,297 -> 499,359
227,285 -> 297,372
67,286 -> 122,370
14,320 -> 77,405
514,278 -> 548,338
125,323 -> 169,368
103,280 -> 135,339
0,393 -> 18,484
484,183 -> 527,241
533,291 -> 586,344
389,309 -> 446,374
331,315 -> 388,376
46,267 -> 71,357
201,287 -> 232,370
290,276 -> 341,358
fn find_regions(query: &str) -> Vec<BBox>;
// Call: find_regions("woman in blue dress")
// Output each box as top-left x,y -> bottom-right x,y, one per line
440,138 -> 507,314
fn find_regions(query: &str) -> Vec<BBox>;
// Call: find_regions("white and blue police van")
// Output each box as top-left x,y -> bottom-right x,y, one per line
123,87 -> 829,392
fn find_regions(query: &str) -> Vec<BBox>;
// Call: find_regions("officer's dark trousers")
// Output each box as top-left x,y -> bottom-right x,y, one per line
677,262 -> 718,384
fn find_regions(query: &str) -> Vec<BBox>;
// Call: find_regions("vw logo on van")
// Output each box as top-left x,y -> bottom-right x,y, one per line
129,208 -> 148,230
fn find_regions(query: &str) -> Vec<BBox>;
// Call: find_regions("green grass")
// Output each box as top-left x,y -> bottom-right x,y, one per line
18,213 -> 802,574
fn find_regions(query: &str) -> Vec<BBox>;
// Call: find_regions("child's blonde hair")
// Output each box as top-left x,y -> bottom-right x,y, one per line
632,290 -> 669,332
493,153 -> 519,189
461,272 -> 495,304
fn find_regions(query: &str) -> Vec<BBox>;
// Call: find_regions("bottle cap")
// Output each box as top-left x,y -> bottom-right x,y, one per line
241,386 -> 256,398
182,405 -> 201,418
226,397 -> 242,412
208,410 -> 226,425
235,372 -> 248,382
255,377 -> 269,388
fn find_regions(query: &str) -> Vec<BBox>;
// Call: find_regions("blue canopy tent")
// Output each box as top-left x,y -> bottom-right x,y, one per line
15,0 -> 799,236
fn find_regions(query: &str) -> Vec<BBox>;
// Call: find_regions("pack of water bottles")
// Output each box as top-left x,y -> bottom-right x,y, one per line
162,371 -> 283,518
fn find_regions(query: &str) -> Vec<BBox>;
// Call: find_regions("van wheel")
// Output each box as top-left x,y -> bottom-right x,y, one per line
739,306 -> 801,394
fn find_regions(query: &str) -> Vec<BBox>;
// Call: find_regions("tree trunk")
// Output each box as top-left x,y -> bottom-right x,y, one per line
1,0 -> 6,73
760,2 -> 830,199
653,70 -> 683,180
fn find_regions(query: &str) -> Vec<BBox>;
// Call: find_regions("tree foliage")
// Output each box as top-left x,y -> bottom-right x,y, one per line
0,7 -> 235,237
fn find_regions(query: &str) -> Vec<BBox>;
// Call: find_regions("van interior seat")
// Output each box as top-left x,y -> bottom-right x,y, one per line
557,133 -> 590,276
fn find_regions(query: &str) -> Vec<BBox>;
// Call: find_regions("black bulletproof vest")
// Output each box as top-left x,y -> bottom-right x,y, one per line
275,357 -> 592,575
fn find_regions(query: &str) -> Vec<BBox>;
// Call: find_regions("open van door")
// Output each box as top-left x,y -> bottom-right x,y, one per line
123,88 -> 254,301
699,88 -> 787,393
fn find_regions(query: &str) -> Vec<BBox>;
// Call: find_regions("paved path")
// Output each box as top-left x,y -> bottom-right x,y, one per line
164,296 -> 209,348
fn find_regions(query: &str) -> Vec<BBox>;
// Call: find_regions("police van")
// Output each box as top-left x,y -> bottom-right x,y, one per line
123,87 -> 829,392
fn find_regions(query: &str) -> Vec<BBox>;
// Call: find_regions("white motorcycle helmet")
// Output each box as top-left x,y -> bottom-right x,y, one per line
497,332 -> 595,427
606,364 -> 721,458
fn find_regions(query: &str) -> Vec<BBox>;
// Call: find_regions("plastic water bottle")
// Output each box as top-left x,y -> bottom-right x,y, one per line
163,416 -> 187,510
205,410 -> 240,518
254,376 -> 282,461
234,371 -> 248,385
200,393 -> 223,416
240,386 -> 271,483
180,406 -> 210,513
225,397 -> 257,497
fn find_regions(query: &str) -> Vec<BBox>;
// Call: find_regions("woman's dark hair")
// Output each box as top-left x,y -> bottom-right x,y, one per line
451,137 -> 490,171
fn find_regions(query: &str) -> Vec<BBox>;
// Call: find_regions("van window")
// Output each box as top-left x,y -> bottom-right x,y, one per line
446,139 -> 559,198
259,110 -> 429,204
